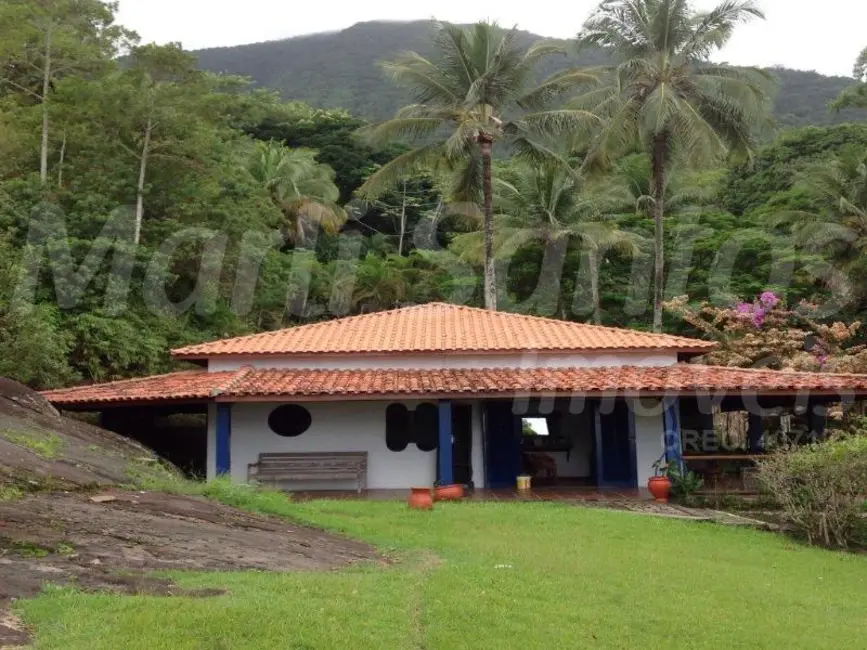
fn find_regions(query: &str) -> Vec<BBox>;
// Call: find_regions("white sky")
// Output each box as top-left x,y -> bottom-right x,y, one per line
116,0 -> 865,78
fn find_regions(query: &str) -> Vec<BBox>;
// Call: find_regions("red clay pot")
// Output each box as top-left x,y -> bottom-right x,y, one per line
408,487 -> 433,510
434,484 -> 464,502
647,476 -> 672,502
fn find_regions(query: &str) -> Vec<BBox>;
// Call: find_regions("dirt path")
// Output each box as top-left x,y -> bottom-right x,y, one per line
0,490 -> 379,647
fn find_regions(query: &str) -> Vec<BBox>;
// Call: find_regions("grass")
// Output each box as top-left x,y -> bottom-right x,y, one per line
0,428 -> 63,458
15,492 -> 867,649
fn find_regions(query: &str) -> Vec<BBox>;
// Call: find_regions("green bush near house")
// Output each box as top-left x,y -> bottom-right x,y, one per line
758,436 -> 867,548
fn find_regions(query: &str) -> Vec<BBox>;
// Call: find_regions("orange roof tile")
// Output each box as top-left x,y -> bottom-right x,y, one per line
40,370 -> 237,406
171,302 -> 716,359
42,365 -> 867,407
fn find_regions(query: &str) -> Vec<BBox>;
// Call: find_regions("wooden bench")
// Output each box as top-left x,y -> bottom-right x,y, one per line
248,452 -> 368,493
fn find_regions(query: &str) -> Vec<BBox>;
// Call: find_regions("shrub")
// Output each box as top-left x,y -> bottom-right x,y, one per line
758,437 -> 867,548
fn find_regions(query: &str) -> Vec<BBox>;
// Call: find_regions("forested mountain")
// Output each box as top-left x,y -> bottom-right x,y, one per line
195,20 -> 863,128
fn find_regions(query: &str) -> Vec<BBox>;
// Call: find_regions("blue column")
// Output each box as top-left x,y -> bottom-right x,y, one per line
216,403 -> 232,476
438,400 -> 453,485
663,398 -> 683,471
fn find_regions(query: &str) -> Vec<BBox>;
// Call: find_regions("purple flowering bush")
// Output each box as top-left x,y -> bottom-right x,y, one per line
664,292 -> 867,372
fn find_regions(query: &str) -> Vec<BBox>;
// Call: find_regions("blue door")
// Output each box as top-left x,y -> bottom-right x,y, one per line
484,401 -> 522,489
594,400 -> 637,488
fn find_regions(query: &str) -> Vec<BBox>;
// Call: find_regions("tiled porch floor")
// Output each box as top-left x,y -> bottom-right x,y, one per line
290,486 -> 650,502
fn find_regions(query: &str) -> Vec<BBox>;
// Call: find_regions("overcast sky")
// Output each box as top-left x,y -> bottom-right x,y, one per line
116,0 -> 865,78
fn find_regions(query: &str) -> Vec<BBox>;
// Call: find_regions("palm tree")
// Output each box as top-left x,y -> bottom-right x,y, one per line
451,162 -> 642,323
249,141 -> 346,247
358,21 -> 595,310
776,146 -> 867,300
573,0 -> 775,331
832,46 -> 867,111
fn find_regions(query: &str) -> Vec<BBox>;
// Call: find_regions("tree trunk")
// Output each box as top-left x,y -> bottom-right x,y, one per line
56,130 -> 66,189
39,29 -> 52,186
398,179 -> 407,256
651,133 -> 667,333
479,134 -> 497,310
589,247 -> 601,325
134,118 -> 153,246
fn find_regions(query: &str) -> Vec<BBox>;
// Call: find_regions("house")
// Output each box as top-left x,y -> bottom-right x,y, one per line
42,302 -> 867,492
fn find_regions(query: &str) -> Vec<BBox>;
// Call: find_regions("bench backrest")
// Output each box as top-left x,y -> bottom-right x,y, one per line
255,451 -> 367,470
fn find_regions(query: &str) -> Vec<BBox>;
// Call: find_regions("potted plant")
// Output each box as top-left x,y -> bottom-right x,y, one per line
433,481 -> 464,502
408,487 -> 434,510
648,457 -> 673,502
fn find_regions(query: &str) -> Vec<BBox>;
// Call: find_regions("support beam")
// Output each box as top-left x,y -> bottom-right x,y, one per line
438,400 -> 453,485
663,398 -> 683,471
747,413 -> 765,452
215,403 -> 232,476
807,401 -> 827,442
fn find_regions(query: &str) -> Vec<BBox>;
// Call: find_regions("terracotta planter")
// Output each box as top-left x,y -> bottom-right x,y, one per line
408,487 -> 433,510
434,484 -> 464,502
647,476 -> 672,502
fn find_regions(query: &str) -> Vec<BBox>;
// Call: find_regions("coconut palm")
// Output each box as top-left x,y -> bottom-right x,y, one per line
573,0 -> 775,331
776,146 -> 867,296
249,141 -> 345,247
832,46 -> 867,111
358,21 -> 595,310
451,162 -> 643,323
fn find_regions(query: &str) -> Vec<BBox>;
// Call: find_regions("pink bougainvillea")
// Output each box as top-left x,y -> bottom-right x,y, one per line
664,292 -> 867,373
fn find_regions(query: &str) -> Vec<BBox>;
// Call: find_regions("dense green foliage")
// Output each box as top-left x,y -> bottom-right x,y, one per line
193,20 -> 865,128
0,3 -> 865,390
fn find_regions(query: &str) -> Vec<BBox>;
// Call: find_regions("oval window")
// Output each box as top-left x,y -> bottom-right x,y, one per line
385,403 -> 411,452
268,404 -> 312,437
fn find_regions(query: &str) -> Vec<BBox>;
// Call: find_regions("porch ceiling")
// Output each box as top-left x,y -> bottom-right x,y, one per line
41,364 -> 867,409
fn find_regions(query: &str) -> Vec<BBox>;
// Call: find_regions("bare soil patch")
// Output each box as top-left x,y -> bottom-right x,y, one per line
0,490 -> 378,646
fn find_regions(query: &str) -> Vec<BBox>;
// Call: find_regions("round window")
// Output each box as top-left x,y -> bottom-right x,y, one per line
268,404 -> 312,437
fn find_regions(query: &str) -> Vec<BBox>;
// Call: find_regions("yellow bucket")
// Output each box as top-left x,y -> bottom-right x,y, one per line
516,475 -> 531,491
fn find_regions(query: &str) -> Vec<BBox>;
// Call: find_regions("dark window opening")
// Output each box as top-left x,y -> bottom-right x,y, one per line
268,404 -> 312,437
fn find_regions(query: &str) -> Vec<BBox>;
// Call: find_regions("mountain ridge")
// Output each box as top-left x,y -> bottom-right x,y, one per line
194,20 -> 862,128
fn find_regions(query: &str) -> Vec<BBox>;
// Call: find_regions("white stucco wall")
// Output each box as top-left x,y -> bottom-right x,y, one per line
207,350 -> 678,372
206,402 -> 217,481
471,402 -> 486,488
630,399 -> 665,486
228,400 -> 470,490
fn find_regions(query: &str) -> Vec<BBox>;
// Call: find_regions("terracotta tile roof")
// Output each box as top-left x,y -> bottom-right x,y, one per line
171,302 -> 716,359
40,370 -> 238,406
43,365 -> 867,407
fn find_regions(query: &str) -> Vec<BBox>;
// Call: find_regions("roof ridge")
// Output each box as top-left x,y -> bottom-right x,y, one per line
682,363 -> 867,378
211,366 -> 256,397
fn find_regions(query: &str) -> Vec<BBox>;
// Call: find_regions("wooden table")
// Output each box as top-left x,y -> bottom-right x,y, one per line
683,454 -> 765,490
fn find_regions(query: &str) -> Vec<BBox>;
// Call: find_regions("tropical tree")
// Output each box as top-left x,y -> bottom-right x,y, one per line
249,140 -> 345,247
832,46 -> 867,111
358,21 -> 594,310
0,0 -> 133,185
452,162 -> 642,322
573,0 -> 775,331
774,145 -> 867,303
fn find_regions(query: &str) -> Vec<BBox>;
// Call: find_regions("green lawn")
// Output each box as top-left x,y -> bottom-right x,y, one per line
18,500 -> 867,649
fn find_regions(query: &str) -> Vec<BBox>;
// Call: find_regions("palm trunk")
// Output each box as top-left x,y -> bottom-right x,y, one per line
134,117 -> 153,246
39,29 -> 52,186
398,179 -> 407,256
589,247 -> 601,325
479,134 -> 497,310
651,133 -> 666,333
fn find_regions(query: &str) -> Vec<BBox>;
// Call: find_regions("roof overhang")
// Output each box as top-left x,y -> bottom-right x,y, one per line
42,365 -> 867,410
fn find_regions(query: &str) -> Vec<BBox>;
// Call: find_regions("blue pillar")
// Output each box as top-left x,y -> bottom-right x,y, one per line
438,400 -> 453,485
663,398 -> 683,471
216,403 -> 232,476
